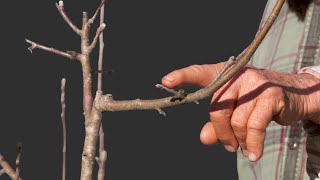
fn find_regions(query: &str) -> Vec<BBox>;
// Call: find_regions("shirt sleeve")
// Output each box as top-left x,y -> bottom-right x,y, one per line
299,65 -> 320,180
299,65 -> 320,79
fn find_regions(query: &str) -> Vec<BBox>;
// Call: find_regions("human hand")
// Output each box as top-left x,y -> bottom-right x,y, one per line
161,62 -> 320,161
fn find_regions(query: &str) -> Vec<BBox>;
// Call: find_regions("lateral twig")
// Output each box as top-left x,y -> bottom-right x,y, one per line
55,0 -> 82,35
25,39 -> 80,60
155,84 -> 187,102
88,23 -> 106,52
89,0 -> 106,25
206,56 -> 236,87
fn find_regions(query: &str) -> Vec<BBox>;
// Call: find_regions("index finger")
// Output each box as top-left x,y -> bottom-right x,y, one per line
162,63 -> 225,89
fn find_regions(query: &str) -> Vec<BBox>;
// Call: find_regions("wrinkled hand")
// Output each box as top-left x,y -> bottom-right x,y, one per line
162,62 -> 320,161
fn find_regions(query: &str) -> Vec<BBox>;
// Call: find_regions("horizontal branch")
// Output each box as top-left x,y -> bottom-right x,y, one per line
55,1 -> 82,35
95,0 -> 286,113
95,87 -> 212,112
25,39 -> 81,61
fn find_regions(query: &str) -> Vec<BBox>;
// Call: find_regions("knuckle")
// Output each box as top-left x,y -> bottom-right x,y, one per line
243,69 -> 267,84
188,64 -> 206,74
238,138 -> 247,145
209,109 -> 232,122
231,120 -> 246,130
247,119 -> 265,132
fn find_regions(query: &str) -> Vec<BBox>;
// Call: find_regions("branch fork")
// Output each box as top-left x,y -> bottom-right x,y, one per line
0,143 -> 22,180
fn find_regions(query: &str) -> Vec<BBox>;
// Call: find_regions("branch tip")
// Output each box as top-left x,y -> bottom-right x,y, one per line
56,2 -> 81,35
25,39 -> 35,53
88,0 -> 106,25
25,39 -> 79,60
227,56 -> 236,64
156,108 -> 166,116
88,23 -> 107,51
101,23 -> 106,29
58,0 -> 64,7
61,78 -> 66,85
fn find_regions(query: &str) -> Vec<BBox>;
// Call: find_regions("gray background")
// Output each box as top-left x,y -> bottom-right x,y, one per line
0,0 -> 266,179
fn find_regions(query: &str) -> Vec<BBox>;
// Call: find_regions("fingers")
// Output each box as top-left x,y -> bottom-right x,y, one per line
200,122 -> 219,145
162,63 -> 225,89
230,99 -> 256,155
246,99 -> 273,161
209,88 -> 239,152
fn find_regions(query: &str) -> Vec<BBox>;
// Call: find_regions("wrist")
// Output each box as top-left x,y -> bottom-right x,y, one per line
296,73 -> 320,123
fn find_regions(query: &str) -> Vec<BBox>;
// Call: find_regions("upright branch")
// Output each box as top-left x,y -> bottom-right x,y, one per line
95,1 -> 108,179
14,143 -> 22,180
60,78 -> 67,180
96,150 -> 107,180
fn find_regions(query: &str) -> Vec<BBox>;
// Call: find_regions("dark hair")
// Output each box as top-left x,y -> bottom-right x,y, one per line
288,0 -> 313,19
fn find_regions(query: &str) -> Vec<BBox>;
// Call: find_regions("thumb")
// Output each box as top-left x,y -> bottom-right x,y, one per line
161,63 -> 225,89
200,122 -> 219,145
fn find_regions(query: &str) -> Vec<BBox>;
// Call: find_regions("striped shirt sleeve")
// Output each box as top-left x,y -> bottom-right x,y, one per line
299,65 -> 320,79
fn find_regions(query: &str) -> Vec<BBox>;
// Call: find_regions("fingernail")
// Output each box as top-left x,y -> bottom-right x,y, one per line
242,149 -> 249,157
224,145 -> 236,152
248,153 -> 257,161
163,75 -> 174,82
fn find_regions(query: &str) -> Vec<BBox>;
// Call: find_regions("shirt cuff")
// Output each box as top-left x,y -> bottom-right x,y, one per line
299,65 -> 320,79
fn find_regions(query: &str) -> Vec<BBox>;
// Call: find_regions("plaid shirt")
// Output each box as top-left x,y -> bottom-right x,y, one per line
237,0 -> 320,180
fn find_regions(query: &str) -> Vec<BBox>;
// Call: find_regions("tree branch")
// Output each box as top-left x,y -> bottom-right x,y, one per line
55,0 -> 82,35
0,154 -> 21,180
97,1 -> 105,93
60,78 -> 67,180
25,39 -> 80,61
88,23 -> 106,52
96,2 -> 108,180
88,0 -> 106,25
95,0 -> 286,113
0,169 -> 5,176
95,149 -> 107,180
27,0 -> 286,180
14,143 -> 22,180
